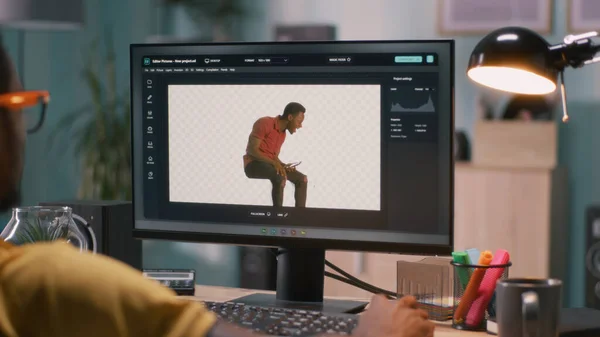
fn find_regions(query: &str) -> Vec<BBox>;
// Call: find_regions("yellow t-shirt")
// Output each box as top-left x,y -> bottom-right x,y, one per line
0,240 -> 217,337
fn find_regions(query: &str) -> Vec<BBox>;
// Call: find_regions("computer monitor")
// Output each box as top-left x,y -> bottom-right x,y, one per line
130,39 -> 454,313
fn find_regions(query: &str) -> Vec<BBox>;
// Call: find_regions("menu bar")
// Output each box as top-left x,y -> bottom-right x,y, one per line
143,67 -> 237,73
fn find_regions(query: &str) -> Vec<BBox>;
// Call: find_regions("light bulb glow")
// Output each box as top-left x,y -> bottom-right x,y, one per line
467,66 -> 556,95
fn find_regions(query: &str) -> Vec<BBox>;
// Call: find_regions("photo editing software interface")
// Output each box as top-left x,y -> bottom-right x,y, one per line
131,41 -> 453,250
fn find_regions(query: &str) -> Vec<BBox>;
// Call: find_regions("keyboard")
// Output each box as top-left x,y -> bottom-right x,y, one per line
205,301 -> 359,336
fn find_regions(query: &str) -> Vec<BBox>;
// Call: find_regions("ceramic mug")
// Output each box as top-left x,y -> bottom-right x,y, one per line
496,278 -> 562,337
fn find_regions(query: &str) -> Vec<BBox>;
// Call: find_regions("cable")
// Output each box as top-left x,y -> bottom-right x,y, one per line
324,259 -> 398,298
324,271 -> 396,299
324,259 -> 368,287
266,249 -> 400,299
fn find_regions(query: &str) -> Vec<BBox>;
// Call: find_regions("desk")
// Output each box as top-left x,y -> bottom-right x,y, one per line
182,285 -> 487,337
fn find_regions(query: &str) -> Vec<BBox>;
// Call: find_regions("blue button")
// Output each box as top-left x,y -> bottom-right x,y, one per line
426,55 -> 434,63
395,56 -> 423,63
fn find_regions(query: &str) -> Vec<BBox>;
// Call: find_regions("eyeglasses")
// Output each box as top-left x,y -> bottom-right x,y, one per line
0,90 -> 50,134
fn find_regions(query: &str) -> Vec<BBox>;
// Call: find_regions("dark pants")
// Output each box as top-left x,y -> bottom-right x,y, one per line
244,161 -> 307,208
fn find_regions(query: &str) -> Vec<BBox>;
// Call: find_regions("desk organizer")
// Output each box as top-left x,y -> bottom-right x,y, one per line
450,260 -> 511,331
397,257 -> 454,321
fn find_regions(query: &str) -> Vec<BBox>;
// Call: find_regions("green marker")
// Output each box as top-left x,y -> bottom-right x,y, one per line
452,251 -> 471,291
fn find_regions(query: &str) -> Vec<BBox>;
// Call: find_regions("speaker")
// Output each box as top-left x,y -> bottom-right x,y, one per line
39,200 -> 142,270
239,247 -> 277,290
586,204 -> 600,309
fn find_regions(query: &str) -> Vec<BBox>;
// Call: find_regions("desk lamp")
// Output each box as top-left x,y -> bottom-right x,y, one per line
467,26 -> 600,123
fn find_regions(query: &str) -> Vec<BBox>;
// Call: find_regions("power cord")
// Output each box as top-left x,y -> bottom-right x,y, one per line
324,259 -> 398,299
324,270 -> 396,299
266,249 -> 399,299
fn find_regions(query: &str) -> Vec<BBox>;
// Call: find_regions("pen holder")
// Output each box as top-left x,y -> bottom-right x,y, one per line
450,261 -> 511,331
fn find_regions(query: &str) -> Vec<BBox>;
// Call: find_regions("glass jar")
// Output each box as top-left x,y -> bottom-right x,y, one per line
0,206 -> 96,253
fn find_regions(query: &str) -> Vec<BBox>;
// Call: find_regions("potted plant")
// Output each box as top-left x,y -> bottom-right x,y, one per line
49,34 -> 131,201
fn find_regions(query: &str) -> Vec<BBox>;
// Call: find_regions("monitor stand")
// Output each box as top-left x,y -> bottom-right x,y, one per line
231,248 -> 368,314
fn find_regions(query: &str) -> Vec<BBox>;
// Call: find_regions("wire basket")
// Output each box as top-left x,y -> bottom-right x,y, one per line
450,261 -> 511,331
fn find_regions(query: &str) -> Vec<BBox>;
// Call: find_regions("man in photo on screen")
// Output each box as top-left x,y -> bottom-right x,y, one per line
243,102 -> 307,208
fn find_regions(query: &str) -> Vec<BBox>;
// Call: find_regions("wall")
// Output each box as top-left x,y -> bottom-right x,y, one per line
268,0 -> 600,307
0,0 -> 272,287
268,0 -> 481,134
0,0 -> 153,224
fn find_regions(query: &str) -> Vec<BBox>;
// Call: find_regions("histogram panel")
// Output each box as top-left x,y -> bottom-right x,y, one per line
389,86 -> 437,113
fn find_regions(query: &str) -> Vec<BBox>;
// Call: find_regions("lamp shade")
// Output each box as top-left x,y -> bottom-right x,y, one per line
0,0 -> 83,30
467,26 -> 558,95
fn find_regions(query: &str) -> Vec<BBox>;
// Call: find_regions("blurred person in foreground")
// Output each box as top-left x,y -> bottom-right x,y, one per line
0,41 -> 434,337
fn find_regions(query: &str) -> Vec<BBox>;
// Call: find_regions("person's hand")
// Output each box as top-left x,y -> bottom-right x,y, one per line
352,294 -> 434,337
273,161 -> 286,177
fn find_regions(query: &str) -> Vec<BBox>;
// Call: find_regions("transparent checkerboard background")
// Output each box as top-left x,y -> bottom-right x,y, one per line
168,84 -> 381,211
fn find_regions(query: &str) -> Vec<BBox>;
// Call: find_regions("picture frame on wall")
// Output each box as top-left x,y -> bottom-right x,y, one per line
568,0 -> 600,33
438,0 -> 553,35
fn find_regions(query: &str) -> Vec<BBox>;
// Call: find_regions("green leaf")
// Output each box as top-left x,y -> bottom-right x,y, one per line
51,33 -> 133,201
11,217 -> 69,245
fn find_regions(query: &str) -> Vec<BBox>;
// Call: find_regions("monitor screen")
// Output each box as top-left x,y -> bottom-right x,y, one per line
130,40 -> 454,255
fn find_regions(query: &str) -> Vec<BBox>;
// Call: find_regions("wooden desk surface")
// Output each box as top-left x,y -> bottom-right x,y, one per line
182,285 -> 487,337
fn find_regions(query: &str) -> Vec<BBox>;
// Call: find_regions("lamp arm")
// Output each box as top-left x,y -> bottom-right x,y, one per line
584,51 -> 600,65
549,30 -> 600,123
550,31 -> 600,70
559,71 -> 569,123
564,31 -> 599,44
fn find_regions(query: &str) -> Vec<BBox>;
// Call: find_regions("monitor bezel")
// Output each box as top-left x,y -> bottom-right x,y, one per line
129,39 -> 455,256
